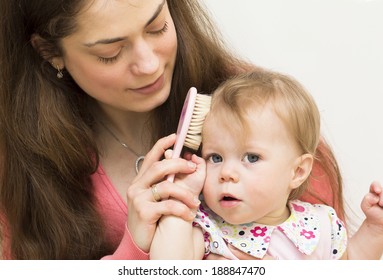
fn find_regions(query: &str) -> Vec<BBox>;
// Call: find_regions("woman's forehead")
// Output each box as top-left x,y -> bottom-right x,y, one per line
75,0 -> 165,29
71,0 -> 166,44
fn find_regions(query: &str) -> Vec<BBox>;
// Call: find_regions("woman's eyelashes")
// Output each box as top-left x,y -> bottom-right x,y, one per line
149,21 -> 168,35
97,22 -> 169,64
97,54 -> 120,64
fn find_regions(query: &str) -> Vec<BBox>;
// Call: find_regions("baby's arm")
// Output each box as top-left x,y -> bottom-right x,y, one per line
150,154 -> 206,259
150,215 -> 205,259
347,181 -> 383,259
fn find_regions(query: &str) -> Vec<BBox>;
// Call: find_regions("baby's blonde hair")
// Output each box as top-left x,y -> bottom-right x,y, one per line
205,69 -> 321,199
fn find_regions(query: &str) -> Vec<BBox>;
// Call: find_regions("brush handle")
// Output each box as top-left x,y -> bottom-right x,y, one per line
167,87 -> 197,182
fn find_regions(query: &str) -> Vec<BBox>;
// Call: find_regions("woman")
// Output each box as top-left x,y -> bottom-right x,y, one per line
0,0 -> 340,259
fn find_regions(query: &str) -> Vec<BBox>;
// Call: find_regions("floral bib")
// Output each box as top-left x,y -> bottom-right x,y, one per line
194,200 -> 347,259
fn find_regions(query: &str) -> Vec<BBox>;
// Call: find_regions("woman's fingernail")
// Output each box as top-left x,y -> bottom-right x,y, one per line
194,196 -> 201,205
188,161 -> 196,169
190,210 -> 197,219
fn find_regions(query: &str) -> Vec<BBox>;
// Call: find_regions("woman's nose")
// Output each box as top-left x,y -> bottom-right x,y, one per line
129,40 -> 159,75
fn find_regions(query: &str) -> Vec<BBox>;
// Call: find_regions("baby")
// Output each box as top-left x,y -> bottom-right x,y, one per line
151,69 -> 383,259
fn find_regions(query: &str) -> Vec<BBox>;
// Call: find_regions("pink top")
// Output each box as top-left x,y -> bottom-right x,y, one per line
92,164 -> 149,260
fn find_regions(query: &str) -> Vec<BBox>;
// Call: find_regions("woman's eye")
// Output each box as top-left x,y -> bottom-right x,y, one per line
97,54 -> 120,64
208,154 -> 223,163
244,153 -> 259,163
149,21 -> 168,35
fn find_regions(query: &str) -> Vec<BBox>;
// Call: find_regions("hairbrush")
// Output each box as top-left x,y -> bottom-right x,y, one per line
167,87 -> 211,182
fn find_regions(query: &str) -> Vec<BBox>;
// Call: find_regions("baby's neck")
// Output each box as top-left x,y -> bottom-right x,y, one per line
254,206 -> 291,226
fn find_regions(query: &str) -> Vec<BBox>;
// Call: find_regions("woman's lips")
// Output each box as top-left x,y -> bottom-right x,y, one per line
131,74 -> 164,95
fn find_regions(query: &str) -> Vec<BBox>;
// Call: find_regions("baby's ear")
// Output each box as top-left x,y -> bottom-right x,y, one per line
30,33 -> 64,68
290,154 -> 314,190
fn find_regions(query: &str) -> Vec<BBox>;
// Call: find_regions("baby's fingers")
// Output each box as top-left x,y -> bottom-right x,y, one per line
362,192 -> 379,210
370,181 -> 383,207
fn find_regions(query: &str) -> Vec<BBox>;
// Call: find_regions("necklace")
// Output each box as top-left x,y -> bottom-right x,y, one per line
99,121 -> 145,174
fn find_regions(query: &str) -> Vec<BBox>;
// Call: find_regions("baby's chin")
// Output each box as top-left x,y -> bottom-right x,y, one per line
216,211 -> 256,225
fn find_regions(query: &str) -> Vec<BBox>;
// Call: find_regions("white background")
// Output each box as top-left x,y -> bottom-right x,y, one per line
204,0 -> 383,233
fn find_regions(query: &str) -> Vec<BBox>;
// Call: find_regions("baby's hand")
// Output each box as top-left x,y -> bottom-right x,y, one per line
361,181 -> 383,230
164,149 -> 206,196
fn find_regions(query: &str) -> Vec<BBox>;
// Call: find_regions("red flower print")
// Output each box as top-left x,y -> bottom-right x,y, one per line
300,229 -> 315,239
250,226 -> 267,237
292,203 -> 305,212
203,232 -> 210,242
199,204 -> 209,217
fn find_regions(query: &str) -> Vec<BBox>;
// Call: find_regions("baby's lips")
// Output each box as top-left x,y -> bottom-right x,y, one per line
219,194 -> 240,201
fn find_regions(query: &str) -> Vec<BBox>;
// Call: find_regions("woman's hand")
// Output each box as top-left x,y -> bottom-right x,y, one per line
126,134 -> 201,252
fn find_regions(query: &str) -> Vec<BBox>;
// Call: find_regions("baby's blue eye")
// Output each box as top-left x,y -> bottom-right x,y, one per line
244,153 -> 259,163
209,154 -> 222,163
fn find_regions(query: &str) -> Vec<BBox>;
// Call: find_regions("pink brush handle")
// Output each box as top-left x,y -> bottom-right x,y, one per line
167,87 -> 197,182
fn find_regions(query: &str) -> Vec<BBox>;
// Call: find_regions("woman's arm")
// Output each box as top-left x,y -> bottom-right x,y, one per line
101,225 -> 150,260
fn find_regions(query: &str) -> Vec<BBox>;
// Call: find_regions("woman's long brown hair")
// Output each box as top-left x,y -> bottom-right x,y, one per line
0,0 -> 111,259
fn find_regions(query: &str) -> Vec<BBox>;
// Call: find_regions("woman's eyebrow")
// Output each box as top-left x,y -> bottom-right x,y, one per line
84,0 -> 166,48
84,37 -> 127,47
146,0 -> 166,27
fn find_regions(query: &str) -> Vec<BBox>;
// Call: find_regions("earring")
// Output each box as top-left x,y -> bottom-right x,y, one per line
56,65 -> 64,79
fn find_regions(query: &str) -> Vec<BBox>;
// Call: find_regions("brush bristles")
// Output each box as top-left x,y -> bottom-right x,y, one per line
184,93 -> 211,151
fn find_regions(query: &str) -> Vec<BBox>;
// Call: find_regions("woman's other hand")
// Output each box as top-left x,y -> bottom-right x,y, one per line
126,134 -> 201,252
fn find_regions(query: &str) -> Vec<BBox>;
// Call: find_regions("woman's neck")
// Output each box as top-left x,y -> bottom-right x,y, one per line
93,103 -> 152,156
